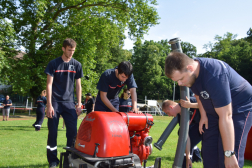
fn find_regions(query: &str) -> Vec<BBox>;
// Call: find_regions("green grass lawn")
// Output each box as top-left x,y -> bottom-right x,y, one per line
0,114 -> 252,168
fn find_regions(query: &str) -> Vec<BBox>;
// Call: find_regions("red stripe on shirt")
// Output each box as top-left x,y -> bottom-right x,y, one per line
119,105 -> 132,107
55,70 -> 76,73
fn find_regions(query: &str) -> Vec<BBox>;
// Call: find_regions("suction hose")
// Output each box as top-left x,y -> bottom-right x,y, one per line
154,38 -> 190,168
169,38 -> 190,168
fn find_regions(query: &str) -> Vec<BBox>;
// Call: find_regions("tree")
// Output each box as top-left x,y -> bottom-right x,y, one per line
181,41 -> 197,58
0,18 -> 16,74
246,27 -> 252,43
200,32 -> 252,84
131,40 -> 173,100
0,0 -> 159,99
131,39 -> 198,100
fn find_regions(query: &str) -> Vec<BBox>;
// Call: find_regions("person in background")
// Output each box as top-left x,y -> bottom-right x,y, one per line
119,88 -> 132,112
33,90 -> 47,131
85,93 -> 95,115
2,95 -> 12,121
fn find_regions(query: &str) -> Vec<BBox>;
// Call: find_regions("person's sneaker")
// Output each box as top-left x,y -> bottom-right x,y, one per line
2,119 -> 4,121
32,124 -> 35,128
49,162 -> 58,168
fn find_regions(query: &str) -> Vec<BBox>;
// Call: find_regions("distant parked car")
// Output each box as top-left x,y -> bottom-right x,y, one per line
0,94 -> 5,103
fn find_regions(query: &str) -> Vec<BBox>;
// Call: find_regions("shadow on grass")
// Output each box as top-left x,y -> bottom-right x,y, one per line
0,125 -> 46,131
1,163 -> 48,168
147,155 -> 174,162
9,115 -> 37,118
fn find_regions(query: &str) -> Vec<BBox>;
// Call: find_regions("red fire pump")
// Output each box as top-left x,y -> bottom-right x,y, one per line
60,111 -> 157,168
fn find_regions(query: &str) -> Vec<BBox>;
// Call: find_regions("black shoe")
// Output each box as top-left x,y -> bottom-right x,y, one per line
32,124 -> 35,128
49,162 -> 58,168
192,148 -> 202,162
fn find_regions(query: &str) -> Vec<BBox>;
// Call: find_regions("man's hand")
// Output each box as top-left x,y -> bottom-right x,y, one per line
46,105 -> 54,118
180,96 -> 191,108
225,155 -> 239,168
132,107 -> 142,114
199,115 -> 208,134
76,106 -> 82,116
186,157 -> 192,168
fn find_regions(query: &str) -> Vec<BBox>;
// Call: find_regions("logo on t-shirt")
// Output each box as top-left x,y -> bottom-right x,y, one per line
200,91 -> 209,99
69,65 -> 75,71
128,102 -> 132,106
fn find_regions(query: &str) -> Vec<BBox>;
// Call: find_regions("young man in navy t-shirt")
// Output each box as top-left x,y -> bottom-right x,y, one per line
44,38 -> 83,168
94,61 -> 140,113
165,52 -> 252,168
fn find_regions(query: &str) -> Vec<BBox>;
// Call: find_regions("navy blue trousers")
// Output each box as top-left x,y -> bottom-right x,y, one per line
47,102 -> 77,165
202,111 -> 252,168
182,123 -> 203,168
34,106 -> 45,130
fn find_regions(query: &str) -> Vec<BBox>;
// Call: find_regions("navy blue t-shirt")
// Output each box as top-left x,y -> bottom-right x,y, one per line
190,58 -> 252,117
178,97 -> 200,125
44,57 -> 83,102
35,96 -> 47,108
96,67 -> 137,99
3,99 -> 12,109
119,98 -> 132,112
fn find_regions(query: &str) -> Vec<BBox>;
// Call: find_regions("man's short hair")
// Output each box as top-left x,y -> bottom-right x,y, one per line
165,52 -> 193,78
162,99 -> 176,110
63,38 -> 77,48
118,61 -> 133,77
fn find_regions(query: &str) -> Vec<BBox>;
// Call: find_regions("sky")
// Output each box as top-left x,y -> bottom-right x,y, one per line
123,0 -> 252,54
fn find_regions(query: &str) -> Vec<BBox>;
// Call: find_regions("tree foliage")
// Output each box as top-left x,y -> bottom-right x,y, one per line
131,39 -> 198,100
0,0 -> 159,99
0,18 -> 16,74
200,32 -> 252,84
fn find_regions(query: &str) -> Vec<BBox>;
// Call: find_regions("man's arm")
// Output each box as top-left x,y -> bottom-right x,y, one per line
46,75 -> 54,118
180,96 -> 198,109
195,95 -> 208,134
215,103 -> 239,168
185,136 -> 192,168
92,102 -> 95,112
129,88 -> 141,114
76,78 -> 82,116
100,91 -> 119,112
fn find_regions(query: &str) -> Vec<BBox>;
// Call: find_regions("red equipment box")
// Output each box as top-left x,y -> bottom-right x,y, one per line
245,128 -> 252,161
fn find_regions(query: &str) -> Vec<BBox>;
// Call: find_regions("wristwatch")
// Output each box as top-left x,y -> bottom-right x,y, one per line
224,150 -> 235,157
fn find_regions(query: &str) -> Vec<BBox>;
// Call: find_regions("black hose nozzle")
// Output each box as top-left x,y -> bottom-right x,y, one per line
154,116 -> 178,151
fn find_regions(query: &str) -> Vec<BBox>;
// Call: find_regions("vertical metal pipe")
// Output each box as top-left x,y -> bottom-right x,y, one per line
168,38 -> 190,168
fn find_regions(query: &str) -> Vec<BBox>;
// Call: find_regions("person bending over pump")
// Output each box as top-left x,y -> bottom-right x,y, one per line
165,52 -> 252,168
162,96 -> 202,168
94,61 -> 140,114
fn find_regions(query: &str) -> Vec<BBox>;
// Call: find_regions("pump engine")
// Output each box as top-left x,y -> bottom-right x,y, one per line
60,111 -> 155,168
